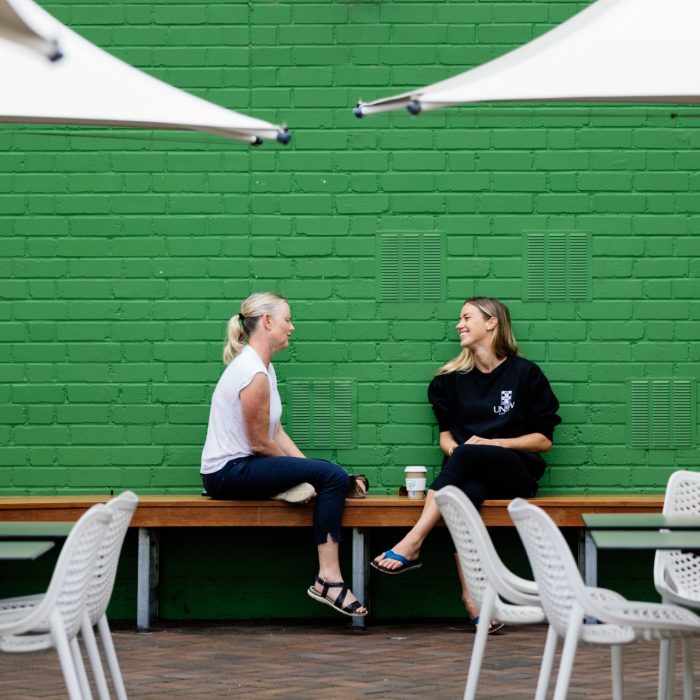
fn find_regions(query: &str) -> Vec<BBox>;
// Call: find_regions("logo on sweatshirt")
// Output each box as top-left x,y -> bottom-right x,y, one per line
493,390 -> 514,416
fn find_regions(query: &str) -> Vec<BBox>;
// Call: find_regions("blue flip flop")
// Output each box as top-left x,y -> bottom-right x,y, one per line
471,616 -> 505,634
370,549 -> 423,575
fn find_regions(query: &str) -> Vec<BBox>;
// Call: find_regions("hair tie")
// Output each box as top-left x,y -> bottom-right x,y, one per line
238,313 -> 246,324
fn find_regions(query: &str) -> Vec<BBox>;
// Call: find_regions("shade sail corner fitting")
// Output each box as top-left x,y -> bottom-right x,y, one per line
1,0 -> 289,145
407,100 -> 422,115
0,0 -> 62,60
47,38 -> 61,61
353,0 -> 700,117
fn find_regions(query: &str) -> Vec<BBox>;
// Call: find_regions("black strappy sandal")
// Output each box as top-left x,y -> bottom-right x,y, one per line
307,576 -> 368,617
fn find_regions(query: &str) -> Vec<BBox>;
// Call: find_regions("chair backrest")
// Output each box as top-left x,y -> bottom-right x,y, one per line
435,486 -> 537,609
654,470 -> 700,603
663,470 -> 700,516
508,498 -> 588,636
22,504 -> 113,640
86,491 -> 139,625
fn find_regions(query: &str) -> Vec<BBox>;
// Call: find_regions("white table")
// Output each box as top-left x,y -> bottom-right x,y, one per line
0,540 -> 55,561
582,513 -> 700,587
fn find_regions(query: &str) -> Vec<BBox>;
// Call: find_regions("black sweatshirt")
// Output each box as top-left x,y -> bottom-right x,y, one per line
427,355 -> 561,449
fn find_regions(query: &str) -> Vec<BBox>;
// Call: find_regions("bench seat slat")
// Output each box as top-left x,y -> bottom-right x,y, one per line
0,494 -> 665,528
0,492 -> 665,630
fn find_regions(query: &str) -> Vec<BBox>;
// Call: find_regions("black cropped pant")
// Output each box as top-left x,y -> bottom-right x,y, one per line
430,443 -> 544,509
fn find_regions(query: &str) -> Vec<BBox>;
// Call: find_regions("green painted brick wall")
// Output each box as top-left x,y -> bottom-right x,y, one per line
4,0 -> 694,619
2,0 -> 700,497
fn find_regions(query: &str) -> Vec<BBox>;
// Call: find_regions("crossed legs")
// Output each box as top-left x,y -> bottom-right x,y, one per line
373,445 -> 541,621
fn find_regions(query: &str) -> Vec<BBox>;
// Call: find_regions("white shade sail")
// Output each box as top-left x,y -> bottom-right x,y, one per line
0,0 -> 61,59
355,0 -> 700,117
1,0 -> 289,145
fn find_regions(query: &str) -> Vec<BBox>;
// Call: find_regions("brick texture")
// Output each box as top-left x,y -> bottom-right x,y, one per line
0,622 -> 694,699
2,0 -> 700,495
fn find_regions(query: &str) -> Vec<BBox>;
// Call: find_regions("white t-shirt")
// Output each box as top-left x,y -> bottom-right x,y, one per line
200,345 -> 282,475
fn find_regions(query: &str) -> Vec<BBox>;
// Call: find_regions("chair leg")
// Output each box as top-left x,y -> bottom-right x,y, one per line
82,611 -> 112,700
682,638 -> 694,700
463,588 -> 495,700
610,645 -> 624,700
553,612 -> 583,700
98,614 -> 129,700
52,619 -> 86,700
71,636 -> 94,700
534,625 -> 557,700
658,639 -> 674,700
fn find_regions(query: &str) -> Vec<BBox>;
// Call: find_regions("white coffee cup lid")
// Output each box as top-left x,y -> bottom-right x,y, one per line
404,465 -> 427,473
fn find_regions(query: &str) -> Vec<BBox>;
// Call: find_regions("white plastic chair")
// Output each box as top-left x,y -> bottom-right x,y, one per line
0,491 -> 138,700
654,470 -> 700,699
509,497 -> 700,700
0,503 -> 112,700
435,486 -> 548,700
81,491 -> 138,700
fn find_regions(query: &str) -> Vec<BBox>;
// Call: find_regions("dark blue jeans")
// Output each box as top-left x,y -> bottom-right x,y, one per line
202,456 -> 349,545
431,444 -> 543,510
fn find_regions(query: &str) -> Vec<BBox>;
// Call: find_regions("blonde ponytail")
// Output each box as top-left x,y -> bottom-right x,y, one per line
222,292 -> 288,365
223,315 -> 246,365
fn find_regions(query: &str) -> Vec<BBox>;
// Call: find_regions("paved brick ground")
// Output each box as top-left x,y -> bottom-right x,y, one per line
0,620 -> 695,699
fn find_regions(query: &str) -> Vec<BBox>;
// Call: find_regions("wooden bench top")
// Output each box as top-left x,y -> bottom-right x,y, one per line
0,493 -> 665,528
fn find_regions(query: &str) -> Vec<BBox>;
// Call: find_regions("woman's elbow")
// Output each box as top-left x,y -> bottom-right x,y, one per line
538,435 -> 553,452
248,436 -> 272,455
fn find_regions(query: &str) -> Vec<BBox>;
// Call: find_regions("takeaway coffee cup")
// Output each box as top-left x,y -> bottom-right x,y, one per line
405,466 -> 427,499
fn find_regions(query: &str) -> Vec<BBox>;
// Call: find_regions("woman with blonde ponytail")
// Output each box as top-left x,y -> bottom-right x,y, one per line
201,292 -> 366,618
223,313 -> 246,366
372,297 -> 560,632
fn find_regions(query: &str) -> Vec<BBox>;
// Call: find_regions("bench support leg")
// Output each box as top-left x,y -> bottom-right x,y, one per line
137,527 -> 159,631
351,527 -> 369,629
577,527 -> 586,581
583,529 -> 597,588
582,528 -> 598,625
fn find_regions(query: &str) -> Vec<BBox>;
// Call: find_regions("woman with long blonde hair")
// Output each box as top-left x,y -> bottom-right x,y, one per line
372,297 -> 560,630
201,292 -> 366,618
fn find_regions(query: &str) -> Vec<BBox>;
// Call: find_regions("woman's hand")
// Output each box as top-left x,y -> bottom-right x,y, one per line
466,432 -> 552,452
274,425 -> 305,458
465,435 -> 497,446
440,430 -> 552,457
441,430 -> 551,456
440,431 -> 459,457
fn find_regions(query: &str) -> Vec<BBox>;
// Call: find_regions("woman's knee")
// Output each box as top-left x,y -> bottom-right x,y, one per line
310,459 -> 348,491
463,482 -> 487,509
327,462 -> 349,490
